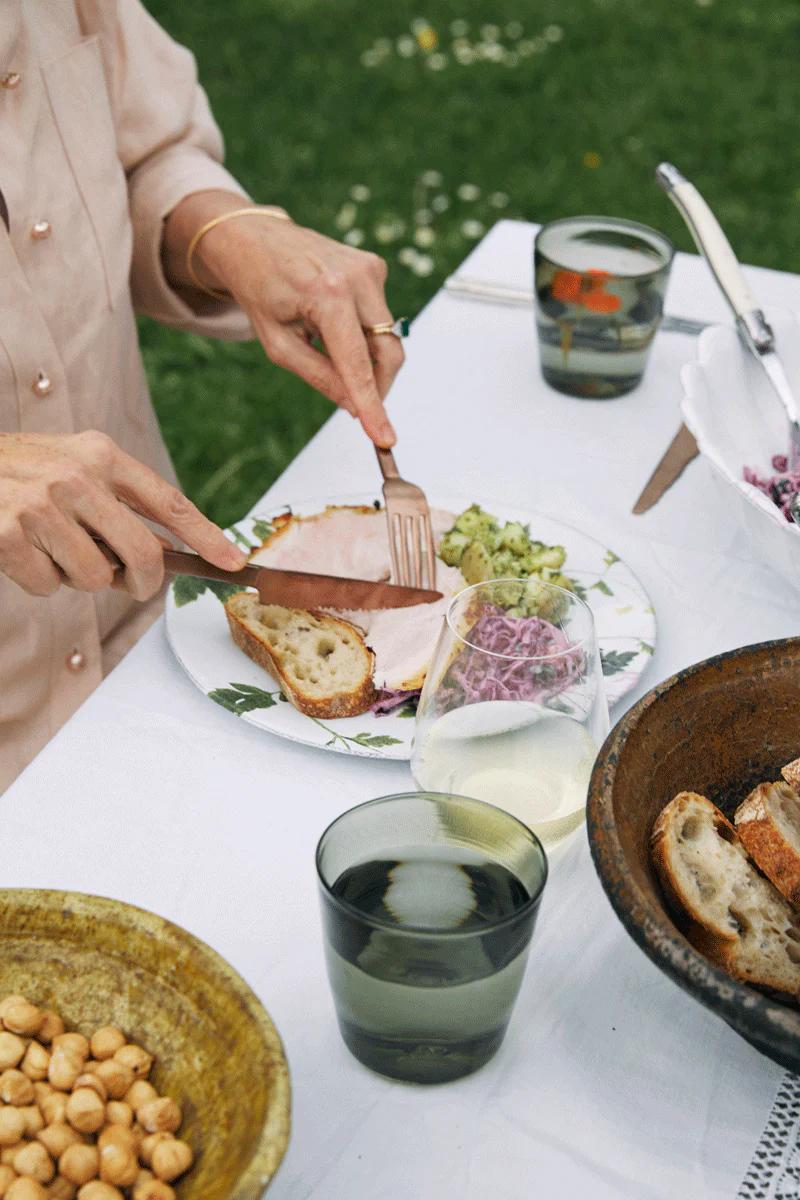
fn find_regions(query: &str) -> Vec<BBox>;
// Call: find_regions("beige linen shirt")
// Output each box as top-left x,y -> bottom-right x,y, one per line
0,0 -> 251,792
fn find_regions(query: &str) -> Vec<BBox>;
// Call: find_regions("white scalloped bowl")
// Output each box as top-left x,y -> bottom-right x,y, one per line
681,307 -> 800,589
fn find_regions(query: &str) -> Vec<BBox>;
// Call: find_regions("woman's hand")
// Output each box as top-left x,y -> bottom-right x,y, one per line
0,431 -> 246,598
164,192 -> 403,448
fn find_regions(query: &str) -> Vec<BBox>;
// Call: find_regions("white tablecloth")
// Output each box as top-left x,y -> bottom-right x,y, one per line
6,220 -> 800,1198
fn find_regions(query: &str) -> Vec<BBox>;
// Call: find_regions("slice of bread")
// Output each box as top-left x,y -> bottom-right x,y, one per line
735,781 -> 800,908
651,791 -> 800,998
224,592 -> 376,718
782,757 -> 800,790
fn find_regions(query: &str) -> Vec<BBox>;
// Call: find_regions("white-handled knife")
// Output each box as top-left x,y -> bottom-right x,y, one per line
656,162 -> 800,468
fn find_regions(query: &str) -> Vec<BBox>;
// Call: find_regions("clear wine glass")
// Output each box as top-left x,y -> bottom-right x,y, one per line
411,579 -> 610,847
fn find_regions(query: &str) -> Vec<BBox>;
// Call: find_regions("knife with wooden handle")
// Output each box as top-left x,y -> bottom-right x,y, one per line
94,541 -> 442,609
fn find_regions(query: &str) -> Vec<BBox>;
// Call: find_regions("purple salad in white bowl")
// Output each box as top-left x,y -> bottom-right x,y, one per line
681,306 -> 800,589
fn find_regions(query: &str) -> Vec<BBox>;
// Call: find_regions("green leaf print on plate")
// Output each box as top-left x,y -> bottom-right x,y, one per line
208,682 -> 280,715
173,576 -> 242,607
600,649 -> 638,677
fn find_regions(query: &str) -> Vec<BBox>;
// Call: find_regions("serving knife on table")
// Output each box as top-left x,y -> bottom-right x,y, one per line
96,542 -> 443,609
655,162 -> 800,471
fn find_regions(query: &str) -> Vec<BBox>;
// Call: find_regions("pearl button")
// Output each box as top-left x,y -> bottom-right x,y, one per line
1,73 -> 20,90
31,220 -> 51,241
32,371 -> 52,397
66,650 -> 86,672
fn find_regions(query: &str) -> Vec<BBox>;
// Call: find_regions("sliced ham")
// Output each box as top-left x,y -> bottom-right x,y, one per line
249,505 -> 465,690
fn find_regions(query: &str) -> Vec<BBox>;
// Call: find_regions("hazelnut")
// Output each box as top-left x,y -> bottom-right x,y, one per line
49,1042 -> 86,1066
12,1143 -> 53,1185
0,1037 -> 26,1073
122,1082 -> 155,1115
47,1179 -> 76,1200
0,1165 -> 15,1199
39,1095 -> 67,1128
89,1067 -> 129,1108
110,1047 -> 150,1081
150,1140 -> 192,1184
47,1053 -> 81,1095
6,1179 -> 47,1200
0,1110 -> 25,1148
136,1101 -> 180,1136
86,1034 -> 123,1068
101,1106 -> 130,1132
0,1003 -> 25,1024
75,1185 -> 122,1200
69,1080 -> 105,1106
32,1085 -> 52,1106
35,1126 -> 81,1161
0,1147 -> 21,1166
17,1109 -> 43,1138
36,1015 -> 64,1048
2,1005 -> 43,1040
0,1071 -> 35,1106
20,1046 -> 49,1085
97,1142 -> 136,1190
57,1146 -> 98,1187
136,1134 -> 169,1169
132,1180 -> 174,1200
64,1093 -> 104,1138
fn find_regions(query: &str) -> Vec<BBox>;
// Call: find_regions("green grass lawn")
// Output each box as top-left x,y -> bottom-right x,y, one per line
143,0 -> 800,526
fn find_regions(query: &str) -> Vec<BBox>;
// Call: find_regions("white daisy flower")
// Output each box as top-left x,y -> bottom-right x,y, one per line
454,45 -> 476,64
427,53 -> 448,70
544,24 -> 564,42
481,42 -> 504,61
432,193 -> 450,213
335,202 -> 358,231
461,219 -> 485,238
481,23 -> 501,40
414,227 -> 436,247
412,254 -> 435,276
450,19 -> 469,37
457,183 -> 480,201
415,208 -> 433,225
344,229 -> 365,247
411,17 -> 430,33
374,222 -> 401,244
350,184 -> 371,202
421,169 -> 443,187
360,50 -> 381,68
489,191 -> 509,208
396,35 -> 416,57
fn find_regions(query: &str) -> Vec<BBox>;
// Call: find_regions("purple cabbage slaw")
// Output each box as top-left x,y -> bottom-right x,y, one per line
436,604 -> 585,708
369,688 -> 420,715
743,454 -> 800,522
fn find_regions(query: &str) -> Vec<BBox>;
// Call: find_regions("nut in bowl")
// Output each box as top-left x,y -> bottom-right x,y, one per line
0,890 -> 290,1200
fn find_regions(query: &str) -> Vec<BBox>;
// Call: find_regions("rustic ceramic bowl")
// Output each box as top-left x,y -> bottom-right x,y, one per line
588,637 -> 800,1071
0,889 -> 290,1197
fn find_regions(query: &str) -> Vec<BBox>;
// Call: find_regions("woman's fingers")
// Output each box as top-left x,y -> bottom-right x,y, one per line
252,318 -> 357,417
350,254 -> 406,400
24,506 -> 116,593
74,487 -> 166,601
366,330 -> 405,401
0,517 -> 62,596
307,277 -> 396,446
109,450 -> 246,571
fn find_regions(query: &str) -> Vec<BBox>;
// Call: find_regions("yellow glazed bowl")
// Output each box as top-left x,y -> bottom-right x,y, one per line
0,888 -> 290,1198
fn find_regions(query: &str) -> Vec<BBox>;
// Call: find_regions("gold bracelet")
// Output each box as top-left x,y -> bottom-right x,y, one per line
185,206 -> 292,300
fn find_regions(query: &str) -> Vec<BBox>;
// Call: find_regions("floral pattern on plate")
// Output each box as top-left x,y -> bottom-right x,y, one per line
165,494 -> 656,761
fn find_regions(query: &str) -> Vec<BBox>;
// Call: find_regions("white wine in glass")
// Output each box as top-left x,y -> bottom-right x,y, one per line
412,580 -> 609,848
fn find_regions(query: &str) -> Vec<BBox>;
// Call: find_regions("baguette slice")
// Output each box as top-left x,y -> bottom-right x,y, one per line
735,781 -> 800,908
651,791 -> 800,998
782,757 -> 800,790
224,592 -> 376,718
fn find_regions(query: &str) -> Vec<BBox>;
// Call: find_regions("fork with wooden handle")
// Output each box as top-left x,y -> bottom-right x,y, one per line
375,446 -> 437,589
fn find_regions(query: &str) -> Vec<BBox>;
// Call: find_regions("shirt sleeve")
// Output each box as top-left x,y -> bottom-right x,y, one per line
97,0 -> 254,338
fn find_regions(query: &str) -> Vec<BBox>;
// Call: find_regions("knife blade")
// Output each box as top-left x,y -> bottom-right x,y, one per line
656,162 -> 800,468
162,549 -> 443,609
632,423 -> 699,514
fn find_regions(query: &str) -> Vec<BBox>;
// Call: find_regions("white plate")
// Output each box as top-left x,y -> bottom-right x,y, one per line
165,493 -> 656,761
